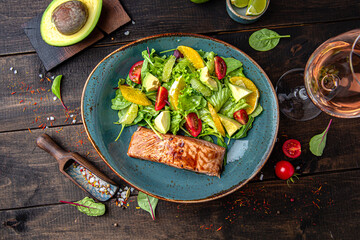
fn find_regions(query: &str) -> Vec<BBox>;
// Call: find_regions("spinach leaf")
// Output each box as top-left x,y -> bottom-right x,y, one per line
60,197 -> 106,217
249,29 -> 290,52
137,191 -> 158,220
51,75 -> 67,110
111,89 -> 132,110
309,119 -> 332,156
222,57 -> 243,75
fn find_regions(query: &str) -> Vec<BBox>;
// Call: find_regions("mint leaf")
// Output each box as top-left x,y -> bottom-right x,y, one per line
137,191 -> 158,220
309,119 -> 332,156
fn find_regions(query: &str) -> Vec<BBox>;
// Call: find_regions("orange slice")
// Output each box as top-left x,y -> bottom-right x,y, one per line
119,85 -> 151,106
231,76 -> 260,114
208,102 -> 226,137
177,46 -> 205,69
169,75 -> 186,110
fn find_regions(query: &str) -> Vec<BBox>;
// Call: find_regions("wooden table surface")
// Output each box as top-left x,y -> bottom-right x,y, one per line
1,0 -> 360,239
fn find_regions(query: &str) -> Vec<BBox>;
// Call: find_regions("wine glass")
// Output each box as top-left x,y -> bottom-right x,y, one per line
276,29 -> 360,120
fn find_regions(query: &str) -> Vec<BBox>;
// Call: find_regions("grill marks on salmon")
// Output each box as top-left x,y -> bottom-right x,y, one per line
127,127 -> 225,177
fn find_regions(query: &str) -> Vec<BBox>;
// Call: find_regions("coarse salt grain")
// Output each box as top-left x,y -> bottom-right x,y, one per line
70,114 -> 74,118
72,119 -> 76,124
130,187 -> 134,192
124,186 -> 129,190
124,31 -> 130,36
51,76 -> 55,79
10,67 -> 13,71
49,116 -> 55,121
121,191 -> 127,199
296,166 -> 300,170
14,70 -> 17,74
132,20 -> 135,24
53,96 -> 57,101
89,177 -> 95,183
47,117 -> 49,121
39,74 -> 43,78
259,174 -> 264,181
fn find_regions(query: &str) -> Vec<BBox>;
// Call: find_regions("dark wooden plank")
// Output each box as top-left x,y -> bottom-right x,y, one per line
2,0 -> 360,55
1,170 -> 359,239
96,0 -> 131,34
0,118 -> 359,210
23,14 -> 104,71
2,20 -> 360,132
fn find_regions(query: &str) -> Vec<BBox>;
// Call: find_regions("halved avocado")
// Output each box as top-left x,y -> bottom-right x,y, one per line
40,0 -> 102,46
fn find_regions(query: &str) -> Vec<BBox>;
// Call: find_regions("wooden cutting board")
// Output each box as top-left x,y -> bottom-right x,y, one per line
23,0 -> 131,71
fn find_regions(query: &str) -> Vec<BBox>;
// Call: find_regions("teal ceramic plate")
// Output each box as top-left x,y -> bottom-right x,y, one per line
81,33 -> 279,203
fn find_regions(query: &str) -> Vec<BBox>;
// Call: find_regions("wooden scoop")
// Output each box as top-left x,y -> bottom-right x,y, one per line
36,133 -> 118,201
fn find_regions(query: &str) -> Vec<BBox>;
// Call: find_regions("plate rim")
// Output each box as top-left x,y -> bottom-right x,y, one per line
81,32 -> 279,203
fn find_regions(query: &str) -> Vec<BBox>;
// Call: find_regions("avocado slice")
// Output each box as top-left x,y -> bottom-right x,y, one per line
199,66 -> 218,91
228,83 -> 252,102
40,0 -> 102,46
142,73 -> 160,92
218,113 -> 242,137
154,111 -> 171,134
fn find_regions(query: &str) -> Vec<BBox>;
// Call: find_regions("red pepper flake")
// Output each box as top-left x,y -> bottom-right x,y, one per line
11,91 -> 16,95
46,77 -> 51,82
37,89 -> 40,93
216,226 -> 222,231
35,117 -> 38,122
20,100 -> 24,103
30,90 -> 35,94
23,107 -> 26,112
38,123 -> 43,128
42,124 -> 46,130
33,102 -> 37,105
28,128 -> 32,133
50,122 -> 53,126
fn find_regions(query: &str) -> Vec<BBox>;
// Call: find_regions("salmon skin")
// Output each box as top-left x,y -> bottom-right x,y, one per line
127,127 -> 225,178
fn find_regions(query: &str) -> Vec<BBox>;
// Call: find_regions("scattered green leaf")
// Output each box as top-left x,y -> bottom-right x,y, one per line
60,197 -> 106,216
309,119 -> 332,156
137,191 -> 158,220
51,75 -> 68,110
249,29 -> 290,52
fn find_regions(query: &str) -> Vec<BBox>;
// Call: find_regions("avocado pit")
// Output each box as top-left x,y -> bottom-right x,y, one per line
51,0 -> 89,35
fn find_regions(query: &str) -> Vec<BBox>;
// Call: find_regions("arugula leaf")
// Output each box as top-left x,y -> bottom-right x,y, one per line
206,86 -> 231,112
233,116 -> 254,139
51,75 -> 68,110
309,119 -> 332,156
222,57 -> 243,75
60,197 -> 105,217
137,191 -> 158,220
249,29 -> 290,52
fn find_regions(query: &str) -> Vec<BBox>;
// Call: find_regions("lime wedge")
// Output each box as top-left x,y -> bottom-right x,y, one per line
231,0 -> 249,8
120,103 -> 138,125
246,0 -> 266,16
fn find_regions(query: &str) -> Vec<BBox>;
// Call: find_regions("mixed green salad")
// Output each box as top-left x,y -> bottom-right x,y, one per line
111,46 -> 263,153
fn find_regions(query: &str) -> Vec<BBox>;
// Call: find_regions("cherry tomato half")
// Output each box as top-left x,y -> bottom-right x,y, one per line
275,161 -> 295,180
185,112 -> 202,137
129,60 -> 143,84
214,56 -> 227,80
155,86 -> 168,111
233,109 -> 248,125
282,139 -> 301,158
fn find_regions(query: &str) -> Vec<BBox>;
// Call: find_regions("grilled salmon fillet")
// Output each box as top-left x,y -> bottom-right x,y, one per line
127,127 -> 225,178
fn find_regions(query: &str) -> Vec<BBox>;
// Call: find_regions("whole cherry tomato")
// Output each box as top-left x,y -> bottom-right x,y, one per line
129,61 -> 143,84
155,87 -> 168,111
185,113 -> 202,137
275,161 -> 295,180
282,139 -> 301,158
214,56 -> 227,80
233,109 -> 249,125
